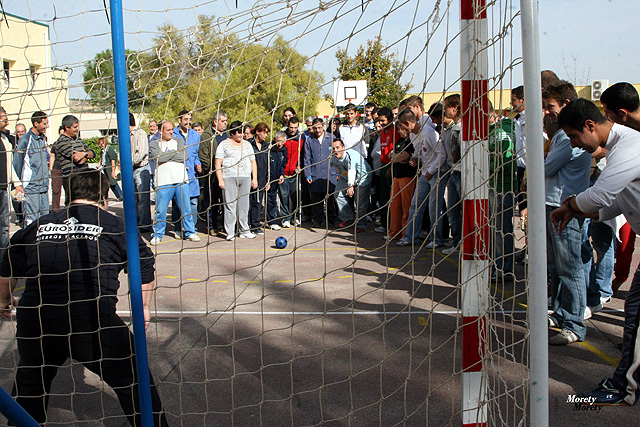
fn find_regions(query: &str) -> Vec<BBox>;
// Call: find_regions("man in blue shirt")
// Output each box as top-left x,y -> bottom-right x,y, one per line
330,138 -> 372,231
543,82 -> 591,346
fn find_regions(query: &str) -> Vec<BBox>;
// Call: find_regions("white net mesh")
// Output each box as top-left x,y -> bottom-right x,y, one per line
0,0 -> 528,425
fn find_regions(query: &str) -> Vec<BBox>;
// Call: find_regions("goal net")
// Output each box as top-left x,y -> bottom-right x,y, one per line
0,0 -> 529,425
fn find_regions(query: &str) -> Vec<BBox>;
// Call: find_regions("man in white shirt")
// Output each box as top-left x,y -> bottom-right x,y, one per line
551,98 -> 640,406
339,103 -> 369,157
395,109 -> 444,247
148,121 -> 200,244
0,108 -> 24,260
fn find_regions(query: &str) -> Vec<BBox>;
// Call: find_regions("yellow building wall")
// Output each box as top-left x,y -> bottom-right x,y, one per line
0,13 -> 70,142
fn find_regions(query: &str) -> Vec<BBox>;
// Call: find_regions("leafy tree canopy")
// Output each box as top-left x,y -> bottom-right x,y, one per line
83,15 -> 323,130
336,37 -> 411,109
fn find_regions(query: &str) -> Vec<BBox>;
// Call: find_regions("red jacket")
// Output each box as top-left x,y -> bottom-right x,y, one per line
379,128 -> 399,164
284,134 -> 303,176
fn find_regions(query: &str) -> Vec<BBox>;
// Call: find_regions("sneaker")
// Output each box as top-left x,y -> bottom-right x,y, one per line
149,236 -> 162,245
396,237 -> 411,247
383,235 -> 393,241
441,246 -> 458,255
282,221 -> 291,228
239,231 -> 256,239
418,230 -> 429,239
186,233 -> 201,242
295,218 -> 301,226
577,379 -> 629,406
584,306 -> 593,320
425,241 -> 441,249
356,226 -> 366,233
338,220 -> 351,227
208,229 -> 219,236
173,231 -> 184,239
270,224 -> 281,231
548,315 -> 559,328
549,328 -> 579,345
375,226 -> 386,233
254,229 -> 265,235
226,235 -> 236,241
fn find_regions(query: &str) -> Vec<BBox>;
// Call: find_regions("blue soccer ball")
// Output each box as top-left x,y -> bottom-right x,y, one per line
275,236 -> 287,249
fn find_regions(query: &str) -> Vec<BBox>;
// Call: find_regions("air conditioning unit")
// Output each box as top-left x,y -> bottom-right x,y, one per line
591,79 -> 609,101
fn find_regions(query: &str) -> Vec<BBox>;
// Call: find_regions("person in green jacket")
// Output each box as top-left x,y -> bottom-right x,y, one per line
488,102 -> 517,280
98,136 -> 122,200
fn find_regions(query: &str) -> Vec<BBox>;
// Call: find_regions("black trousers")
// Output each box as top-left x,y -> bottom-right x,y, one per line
611,263 -> 640,404
13,313 -> 168,426
202,177 -> 223,231
310,190 -> 337,226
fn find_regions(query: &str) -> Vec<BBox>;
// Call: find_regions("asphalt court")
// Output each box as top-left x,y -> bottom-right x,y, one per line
0,208 -> 638,425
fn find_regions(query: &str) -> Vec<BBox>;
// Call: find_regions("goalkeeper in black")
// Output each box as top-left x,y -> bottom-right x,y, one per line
0,169 -> 168,426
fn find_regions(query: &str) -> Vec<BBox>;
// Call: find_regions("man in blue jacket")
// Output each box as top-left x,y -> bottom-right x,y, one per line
172,110 -> 201,238
304,118 -> 337,228
267,131 -> 287,229
330,138 -> 371,231
13,111 -> 50,226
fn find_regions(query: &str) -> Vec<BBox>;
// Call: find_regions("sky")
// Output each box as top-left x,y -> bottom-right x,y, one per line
2,0 -> 638,102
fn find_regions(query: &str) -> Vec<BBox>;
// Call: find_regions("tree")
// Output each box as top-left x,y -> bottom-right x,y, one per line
336,37 -> 411,108
84,15 -> 323,128
82,49 -> 144,108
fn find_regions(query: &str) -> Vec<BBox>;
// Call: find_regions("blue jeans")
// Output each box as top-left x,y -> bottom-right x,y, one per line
490,191 -> 515,273
546,205 -> 587,340
405,171 -> 447,244
278,175 -> 300,223
133,165 -> 152,231
582,219 -> 615,306
0,190 -> 8,262
172,197 -> 198,233
153,182 -> 195,240
447,170 -> 462,246
334,179 -> 370,228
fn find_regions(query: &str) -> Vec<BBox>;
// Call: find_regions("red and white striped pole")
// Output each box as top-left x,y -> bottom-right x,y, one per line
460,1 -> 489,426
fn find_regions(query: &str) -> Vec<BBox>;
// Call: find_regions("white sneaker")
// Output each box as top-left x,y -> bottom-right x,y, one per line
584,306 -> 593,320
240,231 -> 256,239
226,235 -> 236,241
186,233 -> 201,242
173,231 -> 184,239
270,224 -> 281,231
425,241 -> 441,249
149,236 -> 162,245
282,221 -> 291,228
383,235 -> 393,241
375,226 -> 386,233
441,246 -> 458,255
396,237 -> 411,246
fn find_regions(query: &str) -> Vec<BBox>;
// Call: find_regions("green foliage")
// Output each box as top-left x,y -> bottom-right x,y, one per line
82,15 -> 323,129
83,137 -> 102,164
82,49 -> 144,108
336,37 -> 411,108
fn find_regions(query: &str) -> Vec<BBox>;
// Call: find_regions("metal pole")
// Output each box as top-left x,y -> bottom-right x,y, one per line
519,0 -> 548,426
0,386 -> 39,426
108,0 -> 155,425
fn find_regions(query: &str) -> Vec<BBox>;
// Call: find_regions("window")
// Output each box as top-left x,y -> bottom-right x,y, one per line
29,64 -> 39,89
2,60 -> 10,85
